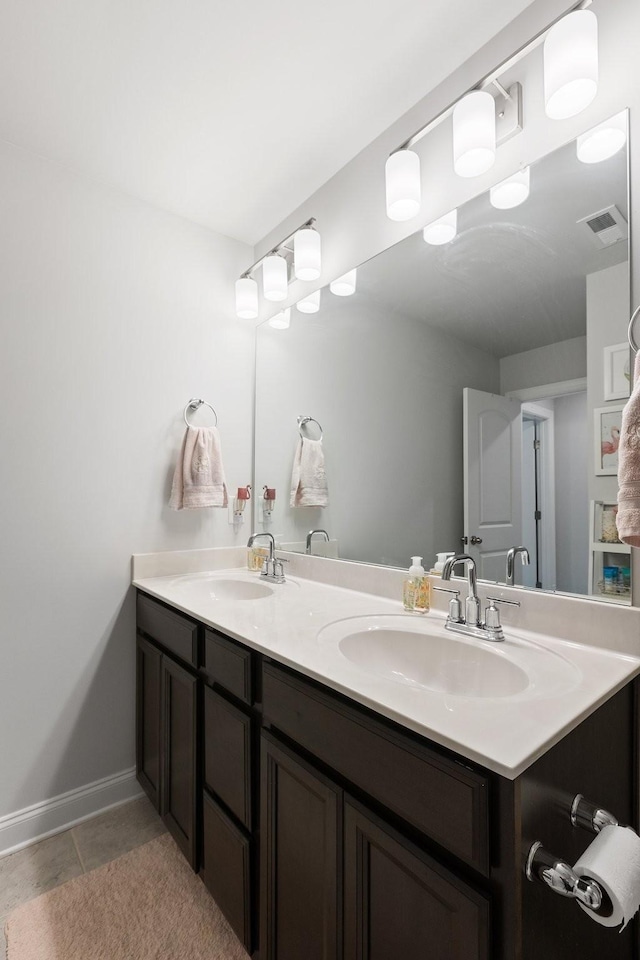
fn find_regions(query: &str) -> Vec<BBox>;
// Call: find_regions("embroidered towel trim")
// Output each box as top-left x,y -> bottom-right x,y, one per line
290,437 -> 329,508
169,426 -> 228,510
617,351 -> 640,545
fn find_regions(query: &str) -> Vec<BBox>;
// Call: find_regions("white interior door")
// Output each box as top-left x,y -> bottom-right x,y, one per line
463,388 -> 523,582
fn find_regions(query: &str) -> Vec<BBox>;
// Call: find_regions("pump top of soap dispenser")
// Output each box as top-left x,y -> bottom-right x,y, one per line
409,557 -> 425,575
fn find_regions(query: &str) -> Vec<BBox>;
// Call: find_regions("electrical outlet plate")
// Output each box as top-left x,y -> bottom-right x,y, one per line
229,502 -> 244,525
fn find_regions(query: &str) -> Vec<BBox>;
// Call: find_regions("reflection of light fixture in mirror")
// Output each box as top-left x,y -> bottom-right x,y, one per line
263,255 -> 288,302
294,228 -> 322,281
385,150 -> 421,221
268,308 -> 291,330
297,290 -> 321,313
330,269 -> 357,296
544,10 -> 598,120
490,166 -> 530,209
423,209 -> 457,245
235,276 -> 258,320
577,111 -> 627,164
453,91 -> 496,178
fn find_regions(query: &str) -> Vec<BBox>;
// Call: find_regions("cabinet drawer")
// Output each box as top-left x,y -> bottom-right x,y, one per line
136,593 -> 198,667
262,663 -> 489,873
202,792 -> 252,953
203,628 -> 253,704
204,686 -> 252,829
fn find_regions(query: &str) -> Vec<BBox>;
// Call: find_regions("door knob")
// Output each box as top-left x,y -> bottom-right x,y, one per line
470,536 -> 483,545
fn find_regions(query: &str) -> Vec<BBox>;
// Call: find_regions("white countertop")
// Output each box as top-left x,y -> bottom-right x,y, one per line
132,566 -> 640,780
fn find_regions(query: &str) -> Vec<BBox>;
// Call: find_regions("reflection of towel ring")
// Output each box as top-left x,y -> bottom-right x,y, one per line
183,398 -> 218,427
628,304 -> 640,353
297,415 -> 323,440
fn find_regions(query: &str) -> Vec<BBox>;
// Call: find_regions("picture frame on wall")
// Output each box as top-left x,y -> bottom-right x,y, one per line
594,404 -> 625,475
603,342 -> 631,401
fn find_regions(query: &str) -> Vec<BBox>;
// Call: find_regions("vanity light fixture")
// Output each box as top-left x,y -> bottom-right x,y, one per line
385,149 -> 421,221
544,9 -> 598,120
453,91 -> 496,178
263,254 -> 288,302
235,217 -> 318,319
490,166 -> 530,209
296,290 -> 321,313
330,269 -> 357,296
577,111 -> 627,164
235,276 -> 259,320
268,308 -> 291,330
423,209 -> 458,245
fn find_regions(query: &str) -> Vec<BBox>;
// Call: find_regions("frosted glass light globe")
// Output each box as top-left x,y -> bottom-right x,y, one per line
385,150 -> 421,221
423,209 -> 458,245
490,167 -> 530,210
544,10 -> 598,120
294,229 -> 322,281
329,270 -> 357,296
268,308 -> 291,330
296,290 -> 321,314
235,277 -> 258,319
577,112 -> 627,164
453,91 -> 496,178
263,255 -> 288,302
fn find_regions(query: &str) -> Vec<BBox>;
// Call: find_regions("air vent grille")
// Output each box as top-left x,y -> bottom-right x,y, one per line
577,204 -> 628,248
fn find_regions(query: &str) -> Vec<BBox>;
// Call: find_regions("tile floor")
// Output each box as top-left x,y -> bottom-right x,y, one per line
0,796 -> 166,958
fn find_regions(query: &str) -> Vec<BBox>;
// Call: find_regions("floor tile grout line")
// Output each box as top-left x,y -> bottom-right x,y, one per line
70,830 -> 86,874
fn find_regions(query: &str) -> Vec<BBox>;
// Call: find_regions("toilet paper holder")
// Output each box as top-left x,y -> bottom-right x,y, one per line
525,794 -> 620,915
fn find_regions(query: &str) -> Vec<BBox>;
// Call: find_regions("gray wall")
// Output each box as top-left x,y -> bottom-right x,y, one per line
500,337 -> 587,395
555,392 -> 589,595
0,140 -> 254,826
255,299 -> 500,569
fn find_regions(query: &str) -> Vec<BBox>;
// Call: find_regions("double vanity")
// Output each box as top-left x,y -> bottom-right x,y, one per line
133,549 -> 640,960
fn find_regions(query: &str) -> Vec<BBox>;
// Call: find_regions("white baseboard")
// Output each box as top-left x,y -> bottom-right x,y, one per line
0,768 -> 144,859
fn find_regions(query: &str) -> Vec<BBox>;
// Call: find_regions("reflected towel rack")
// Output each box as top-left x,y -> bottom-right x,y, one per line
297,415 -> 323,440
628,305 -> 640,353
183,398 -> 218,427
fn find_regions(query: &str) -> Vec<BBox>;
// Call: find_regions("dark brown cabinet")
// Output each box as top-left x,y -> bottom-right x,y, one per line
136,590 -> 639,960
344,799 -> 489,960
136,597 -> 199,869
260,732 -> 341,960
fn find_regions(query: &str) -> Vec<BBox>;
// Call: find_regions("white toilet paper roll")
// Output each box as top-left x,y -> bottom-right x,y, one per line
573,824 -> 640,929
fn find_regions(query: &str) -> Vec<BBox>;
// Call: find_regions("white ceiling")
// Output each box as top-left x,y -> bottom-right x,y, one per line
0,0 -> 535,245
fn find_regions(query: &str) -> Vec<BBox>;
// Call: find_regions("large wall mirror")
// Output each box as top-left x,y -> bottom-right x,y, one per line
255,111 -> 631,604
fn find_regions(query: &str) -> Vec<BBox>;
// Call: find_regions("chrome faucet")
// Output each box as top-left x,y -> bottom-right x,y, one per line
506,546 -> 530,586
306,529 -> 329,554
247,533 -> 287,583
438,553 -> 519,642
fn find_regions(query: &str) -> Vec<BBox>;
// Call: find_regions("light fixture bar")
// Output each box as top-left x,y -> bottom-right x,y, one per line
240,217 -> 316,280
392,0 -> 592,157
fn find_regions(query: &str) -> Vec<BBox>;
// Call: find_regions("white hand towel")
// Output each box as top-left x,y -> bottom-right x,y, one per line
290,437 -> 329,508
169,426 -> 228,510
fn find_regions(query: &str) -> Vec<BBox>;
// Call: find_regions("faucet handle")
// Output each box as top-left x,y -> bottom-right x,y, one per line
433,586 -> 463,623
485,596 -> 520,630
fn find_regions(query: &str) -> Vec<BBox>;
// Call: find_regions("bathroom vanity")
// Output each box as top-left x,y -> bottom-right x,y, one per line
133,563 -> 640,960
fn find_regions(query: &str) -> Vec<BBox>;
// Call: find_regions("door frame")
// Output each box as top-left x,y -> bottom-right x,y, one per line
521,402 -> 557,591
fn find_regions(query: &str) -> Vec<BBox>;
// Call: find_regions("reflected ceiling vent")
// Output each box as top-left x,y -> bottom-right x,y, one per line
577,204 -> 628,248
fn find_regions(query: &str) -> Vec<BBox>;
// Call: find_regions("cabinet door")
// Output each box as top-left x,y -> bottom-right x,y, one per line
204,685 -> 252,829
162,655 -> 198,868
136,635 -> 162,811
260,732 -> 341,960
202,792 -> 253,952
344,799 -> 489,960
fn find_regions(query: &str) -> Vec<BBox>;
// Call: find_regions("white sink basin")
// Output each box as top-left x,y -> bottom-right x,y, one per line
168,573 -> 275,602
317,615 -> 581,701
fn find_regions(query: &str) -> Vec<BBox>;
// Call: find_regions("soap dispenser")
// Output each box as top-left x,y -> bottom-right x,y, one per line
431,552 -> 455,576
403,557 -> 430,613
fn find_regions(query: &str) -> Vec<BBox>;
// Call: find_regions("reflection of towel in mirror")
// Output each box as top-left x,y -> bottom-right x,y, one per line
617,352 -> 640,545
169,426 -> 228,509
290,438 -> 329,507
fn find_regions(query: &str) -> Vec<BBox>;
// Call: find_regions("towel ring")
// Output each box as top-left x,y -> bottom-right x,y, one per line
297,415 -> 323,440
628,304 -> 640,353
183,398 -> 218,427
